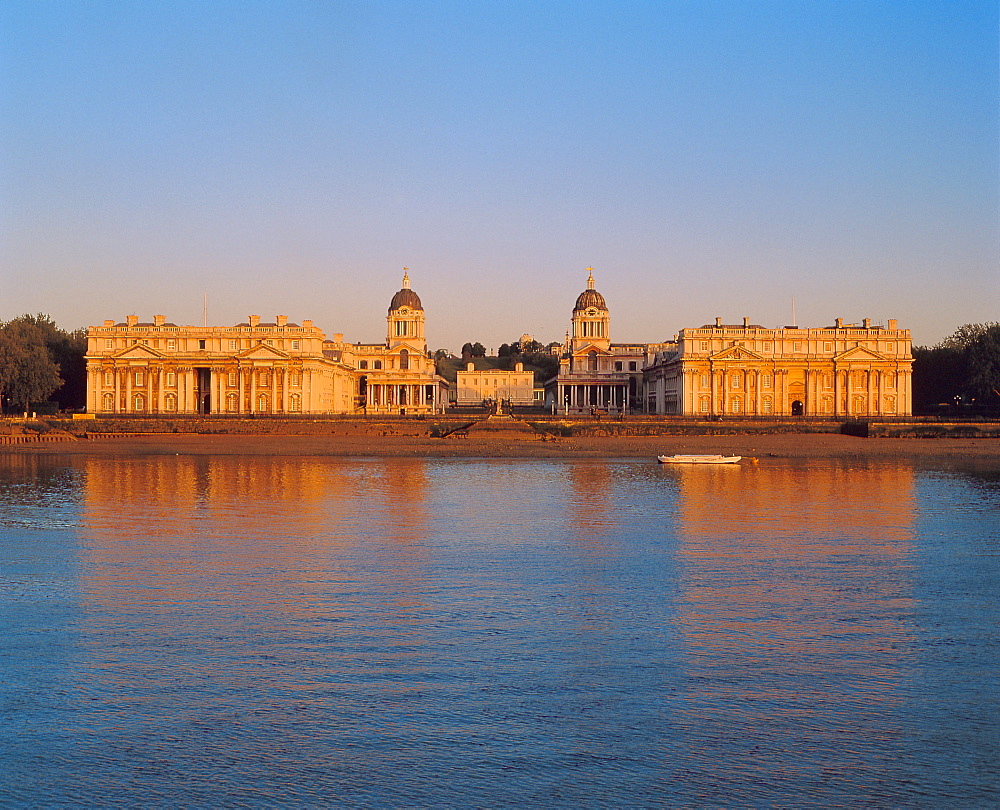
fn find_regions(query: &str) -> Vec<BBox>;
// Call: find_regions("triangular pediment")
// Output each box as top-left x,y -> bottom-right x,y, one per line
710,345 -> 766,361
236,343 -> 290,360
112,344 -> 165,359
571,343 -> 610,357
835,346 -> 886,362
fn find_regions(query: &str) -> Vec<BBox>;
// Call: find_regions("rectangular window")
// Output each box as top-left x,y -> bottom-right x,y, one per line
266,340 -> 273,346
700,341 -> 709,351
229,340 -> 238,350
199,340 -> 207,350
360,361 -> 368,369
135,371 -> 144,386
763,343 -> 772,352
615,362 -> 623,371
166,372 -> 176,387
699,398 -> 709,413
762,374 -> 772,388
292,340 -> 300,350
104,339 -> 113,349
731,375 -> 741,389
374,361 -> 382,370
104,371 -> 113,386
794,342 -> 802,352
228,372 -> 237,387
629,362 -> 637,371
824,342 -> 833,352
167,339 -> 176,350
700,374 -> 709,388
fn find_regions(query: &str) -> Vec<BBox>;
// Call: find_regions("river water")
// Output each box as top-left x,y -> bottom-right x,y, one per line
0,453 -> 997,807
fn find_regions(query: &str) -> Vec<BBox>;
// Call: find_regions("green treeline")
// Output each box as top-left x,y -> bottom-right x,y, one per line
913,322 -> 1000,414
0,315 -> 87,413
1,316 -> 998,415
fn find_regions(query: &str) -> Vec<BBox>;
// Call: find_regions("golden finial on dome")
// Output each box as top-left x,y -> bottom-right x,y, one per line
402,268 -> 410,289
586,267 -> 595,290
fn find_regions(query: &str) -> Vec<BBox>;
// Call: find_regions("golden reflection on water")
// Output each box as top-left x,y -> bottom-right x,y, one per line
671,460 -> 918,792
77,456 -> 431,615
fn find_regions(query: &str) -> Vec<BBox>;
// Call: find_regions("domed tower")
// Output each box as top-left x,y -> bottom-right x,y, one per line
387,269 -> 426,351
571,268 -> 610,353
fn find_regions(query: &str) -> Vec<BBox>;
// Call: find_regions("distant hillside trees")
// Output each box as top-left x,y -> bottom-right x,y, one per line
913,322 -> 1000,413
0,315 -> 87,413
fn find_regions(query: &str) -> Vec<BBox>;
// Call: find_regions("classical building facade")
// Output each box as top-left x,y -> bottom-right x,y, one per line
544,271 -> 671,414
644,317 -> 913,417
455,362 -> 535,407
84,274 -> 448,416
327,273 -> 449,415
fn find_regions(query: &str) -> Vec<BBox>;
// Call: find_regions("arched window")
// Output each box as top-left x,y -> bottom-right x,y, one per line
289,394 -> 301,412
257,394 -> 269,412
762,396 -> 773,414
102,393 -> 115,412
165,394 -> 177,412
399,349 -> 409,370
588,350 -> 598,371
226,393 -> 238,412
133,394 -> 146,412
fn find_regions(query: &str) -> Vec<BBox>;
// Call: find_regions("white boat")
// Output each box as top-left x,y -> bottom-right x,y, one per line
657,454 -> 741,464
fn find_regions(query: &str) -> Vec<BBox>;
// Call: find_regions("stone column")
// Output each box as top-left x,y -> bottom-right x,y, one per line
833,364 -> 841,417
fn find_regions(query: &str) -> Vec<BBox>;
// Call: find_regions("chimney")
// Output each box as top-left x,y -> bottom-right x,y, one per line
743,317 -> 749,328
302,320 -> 313,329
333,333 -> 343,343
276,315 -> 288,327
126,315 -> 139,326
863,318 -> 872,328
888,319 -> 897,330
249,315 -> 261,327
515,362 -> 524,372
715,316 -> 722,327
467,362 -> 475,371
103,320 -> 115,327
836,318 -> 844,328
154,315 -> 165,326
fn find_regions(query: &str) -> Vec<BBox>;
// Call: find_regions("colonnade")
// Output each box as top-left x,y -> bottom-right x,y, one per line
87,363 -> 314,414
664,365 -> 913,417
555,382 -> 630,414
364,382 -> 440,414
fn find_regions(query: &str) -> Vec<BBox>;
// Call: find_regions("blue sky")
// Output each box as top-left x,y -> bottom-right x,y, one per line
2,0 -> 997,350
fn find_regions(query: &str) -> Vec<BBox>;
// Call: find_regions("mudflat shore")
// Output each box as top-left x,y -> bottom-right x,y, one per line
8,431 -> 999,466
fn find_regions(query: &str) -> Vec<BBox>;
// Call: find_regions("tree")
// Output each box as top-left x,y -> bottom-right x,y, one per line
497,343 -> 511,358
913,322 -> 1000,413
964,324 -> 1000,406
470,342 -> 486,357
0,318 -> 63,412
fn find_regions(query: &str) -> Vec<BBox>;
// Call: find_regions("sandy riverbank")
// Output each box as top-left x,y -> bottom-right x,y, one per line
6,431 -> 999,466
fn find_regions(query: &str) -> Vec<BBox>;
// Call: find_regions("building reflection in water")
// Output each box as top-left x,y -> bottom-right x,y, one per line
669,460 -> 918,801
77,455 -> 432,699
